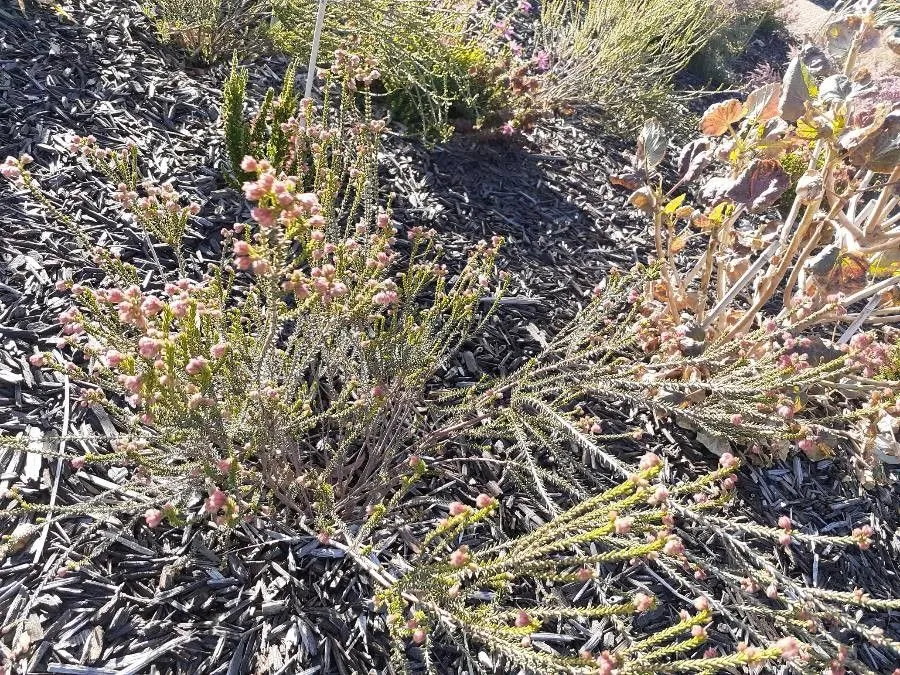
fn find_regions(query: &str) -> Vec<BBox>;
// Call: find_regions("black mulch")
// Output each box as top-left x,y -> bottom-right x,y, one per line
0,0 -> 898,673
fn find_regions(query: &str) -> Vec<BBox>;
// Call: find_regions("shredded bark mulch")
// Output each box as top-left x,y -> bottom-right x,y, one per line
0,1 -> 897,673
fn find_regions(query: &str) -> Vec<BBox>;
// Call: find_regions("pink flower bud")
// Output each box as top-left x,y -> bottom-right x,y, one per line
633,592 -> 654,612
614,516 -> 634,534
576,567 -> 594,581
137,336 -> 161,359
210,342 -> 230,359
185,356 -> 208,376
778,516 -> 792,531
449,546 -> 470,567
514,610 -> 531,627
251,207 -> 275,227
121,375 -> 142,394
775,636 -> 800,659
638,452 -> 661,470
849,333 -> 872,350
251,259 -> 271,275
475,493 -> 495,509
28,353 -> 47,367
411,628 -> 426,644
663,536 -> 684,556
448,501 -> 468,516
797,438 -> 816,454
718,452 -> 739,469
141,296 -> 165,316
240,156 -> 258,172
205,487 -> 227,513
144,508 -> 163,528
852,524 -> 873,550
649,486 -> 669,505
693,596 -> 710,611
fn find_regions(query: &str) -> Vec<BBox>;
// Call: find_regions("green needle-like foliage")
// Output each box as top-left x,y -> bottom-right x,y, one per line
1,43 -> 897,675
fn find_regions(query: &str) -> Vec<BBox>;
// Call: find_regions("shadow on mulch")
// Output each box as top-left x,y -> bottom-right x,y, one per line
387,113 -> 650,313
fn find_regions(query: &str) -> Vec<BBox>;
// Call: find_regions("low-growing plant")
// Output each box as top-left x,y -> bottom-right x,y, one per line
143,0 -> 270,64
1,49 -> 898,675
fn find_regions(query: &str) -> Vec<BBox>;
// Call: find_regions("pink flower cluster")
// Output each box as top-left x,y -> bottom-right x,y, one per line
114,179 -> 200,219
241,158 -> 321,226
1,154 -> 30,181
373,280 -> 399,307
844,332 -> 891,377
533,50 -> 550,72
324,49 -> 381,89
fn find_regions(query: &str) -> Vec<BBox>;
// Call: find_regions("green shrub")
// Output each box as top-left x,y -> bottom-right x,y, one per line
267,0 -> 529,140
535,0 -> 728,130
687,0 -> 785,85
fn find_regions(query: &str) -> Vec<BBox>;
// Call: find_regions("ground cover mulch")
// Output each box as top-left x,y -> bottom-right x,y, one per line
0,1 -> 898,672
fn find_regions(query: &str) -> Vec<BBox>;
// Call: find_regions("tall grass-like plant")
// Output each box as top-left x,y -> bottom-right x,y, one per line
535,0 -> 726,129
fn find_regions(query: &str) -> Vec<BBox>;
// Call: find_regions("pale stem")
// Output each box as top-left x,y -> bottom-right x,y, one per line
301,0 -> 328,123
841,275 -> 900,306
727,195 -> 822,338
782,218 -> 825,312
863,165 -> 900,237
702,239 -> 778,329
838,294 -> 882,345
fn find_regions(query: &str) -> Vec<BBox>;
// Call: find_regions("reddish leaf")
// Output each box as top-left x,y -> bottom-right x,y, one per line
610,169 -> 646,191
808,246 -> 869,295
846,110 -> 900,174
724,159 -> 789,212
676,138 -> 712,184
744,82 -> 781,122
699,99 -> 744,136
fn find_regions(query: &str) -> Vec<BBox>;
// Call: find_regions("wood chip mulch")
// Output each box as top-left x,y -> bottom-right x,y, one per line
0,1 -> 897,673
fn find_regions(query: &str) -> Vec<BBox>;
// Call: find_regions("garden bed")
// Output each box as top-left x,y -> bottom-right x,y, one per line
0,0 -> 898,673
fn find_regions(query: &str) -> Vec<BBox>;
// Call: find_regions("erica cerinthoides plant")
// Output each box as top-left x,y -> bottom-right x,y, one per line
371,454 -> 893,673
428,266 -> 896,496
6,64 -> 504,540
